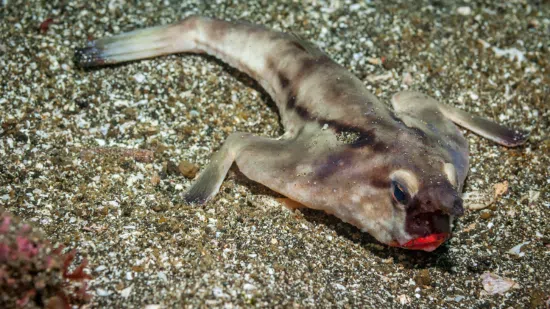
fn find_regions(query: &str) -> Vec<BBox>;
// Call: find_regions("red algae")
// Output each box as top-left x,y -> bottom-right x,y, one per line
0,211 -> 91,308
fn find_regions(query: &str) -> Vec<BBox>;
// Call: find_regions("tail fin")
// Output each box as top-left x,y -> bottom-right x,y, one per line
74,24 -> 185,68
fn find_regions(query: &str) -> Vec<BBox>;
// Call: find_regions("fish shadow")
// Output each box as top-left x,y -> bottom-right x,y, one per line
297,207 -> 457,271
232,170 -> 457,272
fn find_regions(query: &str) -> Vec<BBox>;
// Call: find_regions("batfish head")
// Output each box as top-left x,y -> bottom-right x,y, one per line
287,118 -> 469,252
386,165 -> 464,252
308,142 -> 466,252
308,127 -> 468,252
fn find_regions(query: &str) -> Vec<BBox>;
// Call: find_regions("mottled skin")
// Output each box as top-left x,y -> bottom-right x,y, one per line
75,16 -> 528,251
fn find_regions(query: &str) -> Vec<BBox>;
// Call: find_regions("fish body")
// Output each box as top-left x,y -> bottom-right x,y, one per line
75,16 -> 528,251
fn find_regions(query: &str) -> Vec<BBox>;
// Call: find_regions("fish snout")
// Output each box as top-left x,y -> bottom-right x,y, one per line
434,186 -> 464,217
449,196 -> 464,217
410,183 -> 464,217
404,184 -> 463,238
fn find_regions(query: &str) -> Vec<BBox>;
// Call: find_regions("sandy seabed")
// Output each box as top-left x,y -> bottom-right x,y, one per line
1,0 -> 549,308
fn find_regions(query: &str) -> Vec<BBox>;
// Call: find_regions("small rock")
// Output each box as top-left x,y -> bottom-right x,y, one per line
334,283 -> 346,291
381,257 -> 393,264
96,288 -> 112,296
120,284 -> 133,298
463,191 -> 491,210
366,57 -> 382,65
165,161 -> 179,175
151,172 -> 161,186
457,6 -> 472,16
493,181 -> 509,199
366,72 -> 393,82
243,283 -> 256,291
480,272 -> 519,295
414,269 -> 432,287
382,58 -> 399,70
178,160 -> 199,178
528,190 -> 540,202
402,72 -> 413,86
463,222 -> 477,232
212,287 -> 228,298
133,73 -> 146,83
398,294 -> 411,305
157,271 -> 168,283
527,19 -> 539,29
508,241 -> 529,257
479,209 -> 492,220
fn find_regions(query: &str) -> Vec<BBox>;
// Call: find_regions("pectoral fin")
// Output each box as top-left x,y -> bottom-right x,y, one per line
391,91 -> 529,147
184,123 -> 342,209
184,132 -> 285,204
438,104 -> 529,147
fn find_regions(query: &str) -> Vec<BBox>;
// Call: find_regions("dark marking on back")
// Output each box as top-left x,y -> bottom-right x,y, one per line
287,94 -> 297,109
370,176 -> 391,189
290,41 -> 307,52
298,57 -> 329,76
409,126 -> 429,140
269,52 -> 391,152
349,130 -> 377,148
314,151 -> 354,181
321,120 -> 389,151
295,105 -> 313,120
209,20 -> 230,41
367,165 -> 392,188
278,72 -> 290,89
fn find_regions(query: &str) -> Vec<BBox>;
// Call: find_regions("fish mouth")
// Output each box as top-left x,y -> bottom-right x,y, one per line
389,233 -> 450,252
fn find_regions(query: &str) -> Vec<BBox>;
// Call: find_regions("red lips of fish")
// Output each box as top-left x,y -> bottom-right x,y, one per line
389,233 -> 450,252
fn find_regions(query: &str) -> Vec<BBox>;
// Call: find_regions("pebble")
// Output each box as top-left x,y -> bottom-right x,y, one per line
133,73 -> 146,83
414,269 -> 432,287
96,288 -> 112,296
120,285 -> 133,298
151,172 -> 161,186
508,241 -> 529,257
457,6 -> 472,16
479,209 -> 492,220
402,72 -> 413,86
178,160 -> 199,178
480,272 -> 519,295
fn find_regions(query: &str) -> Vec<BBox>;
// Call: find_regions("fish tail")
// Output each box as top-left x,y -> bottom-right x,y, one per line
74,18 -> 201,68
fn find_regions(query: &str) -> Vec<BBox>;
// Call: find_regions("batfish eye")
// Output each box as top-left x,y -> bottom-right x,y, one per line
391,180 -> 409,204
